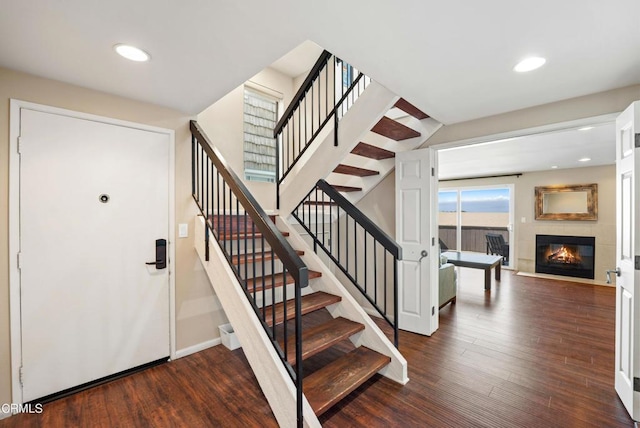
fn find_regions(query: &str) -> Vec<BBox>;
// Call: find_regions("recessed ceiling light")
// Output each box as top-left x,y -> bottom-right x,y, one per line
114,44 -> 151,62
514,57 -> 546,72
578,157 -> 591,162
578,126 -> 594,131
551,165 -> 558,169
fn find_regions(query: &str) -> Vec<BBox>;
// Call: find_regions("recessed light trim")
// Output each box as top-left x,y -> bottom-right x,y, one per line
551,165 -> 558,169
578,157 -> 591,162
114,44 -> 150,62
514,57 -> 546,72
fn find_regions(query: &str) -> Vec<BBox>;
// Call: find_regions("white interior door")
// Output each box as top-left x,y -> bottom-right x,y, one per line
396,148 -> 438,335
19,108 -> 171,402
615,101 -> 640,420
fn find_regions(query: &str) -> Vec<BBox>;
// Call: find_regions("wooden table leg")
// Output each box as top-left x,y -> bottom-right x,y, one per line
484,268 -> 491,290
495,262 -> 501,281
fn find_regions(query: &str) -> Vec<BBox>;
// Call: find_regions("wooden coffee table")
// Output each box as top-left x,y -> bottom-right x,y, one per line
442,251 -> 503,290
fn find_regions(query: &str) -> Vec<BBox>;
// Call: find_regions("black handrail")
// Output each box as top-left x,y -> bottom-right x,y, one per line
274,50 -> 371,208
191,120 -> 307,427
292,179 -> 401,347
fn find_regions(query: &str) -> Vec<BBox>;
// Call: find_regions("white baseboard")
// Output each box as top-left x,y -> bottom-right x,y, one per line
174,338 -> 221,359
516,271 -> 611,287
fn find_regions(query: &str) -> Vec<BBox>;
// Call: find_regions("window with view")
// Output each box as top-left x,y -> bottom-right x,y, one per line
243,88 -> 279,182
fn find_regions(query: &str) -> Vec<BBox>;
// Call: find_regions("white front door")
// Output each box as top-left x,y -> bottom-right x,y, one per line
615,101 -> 640,420
18,107 -> 171,402
395,148 -> 438,335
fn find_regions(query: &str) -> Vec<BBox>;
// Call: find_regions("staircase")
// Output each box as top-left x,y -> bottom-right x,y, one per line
190,49 -> 439,427
191,120 -> 406,428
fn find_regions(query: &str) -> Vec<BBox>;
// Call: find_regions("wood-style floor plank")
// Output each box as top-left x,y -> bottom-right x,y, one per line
1,269 -> 634,427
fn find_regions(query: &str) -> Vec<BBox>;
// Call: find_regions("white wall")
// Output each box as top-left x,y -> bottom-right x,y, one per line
196,67 -> 297,211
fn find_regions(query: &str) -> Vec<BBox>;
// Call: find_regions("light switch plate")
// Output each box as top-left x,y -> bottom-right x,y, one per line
178,223 -> 188,238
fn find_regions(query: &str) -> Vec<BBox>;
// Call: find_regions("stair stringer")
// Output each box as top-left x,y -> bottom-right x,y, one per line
194,216 -> 321,428
275,215 -> 409,385
279,81 -> 399,216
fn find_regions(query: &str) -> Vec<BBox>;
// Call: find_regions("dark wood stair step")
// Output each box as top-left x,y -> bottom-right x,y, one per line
333,164 -> 379,177
245,270 -> 322,293
216,230 -> 289,241
303,200 -> 337,206
264,292 -> 341,327
351,142 -> 395,160
210,214 -> 277,230
371,116 -> 421,141
304,347 -> 391,416
231,250 -> 304,265
394,98 -> 430,119
330,184 -> 362,192
280,317 -> 365,365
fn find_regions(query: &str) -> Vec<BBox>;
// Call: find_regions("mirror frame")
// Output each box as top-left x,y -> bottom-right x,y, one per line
534,183 -> 598,221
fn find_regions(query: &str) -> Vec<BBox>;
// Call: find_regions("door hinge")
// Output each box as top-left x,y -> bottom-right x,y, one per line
432,306 -> 435,316
635,133 -> 640,148
17,137 -> 22,154
17,252 -> 22,270
432,237 -> 435,246
431,167 -> 435,177
635,256 -> 640,270
634,377 -> 640,392
19,366 -> 24,386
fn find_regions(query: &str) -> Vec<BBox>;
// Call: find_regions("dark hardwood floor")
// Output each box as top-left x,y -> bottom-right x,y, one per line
2,269 -> 633,427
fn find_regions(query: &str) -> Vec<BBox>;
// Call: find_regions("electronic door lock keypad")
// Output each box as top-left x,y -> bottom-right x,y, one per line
146,239 -> 167,269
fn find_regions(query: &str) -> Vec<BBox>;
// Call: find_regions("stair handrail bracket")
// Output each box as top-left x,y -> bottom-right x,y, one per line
190,120 -> 309,427
293,179 -> 402,347
274,50 -> 371,208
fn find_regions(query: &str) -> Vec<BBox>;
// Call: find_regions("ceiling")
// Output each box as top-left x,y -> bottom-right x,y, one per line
437,121 -> 616,180
1,1 -> 639,125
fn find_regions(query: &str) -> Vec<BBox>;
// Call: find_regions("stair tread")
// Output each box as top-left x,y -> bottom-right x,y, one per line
304,347 -> 391,416
216,230 -> 290,240
280,317 -> 365,364
264,292 -> 341,327
394,98 -> 430,119
330,184 -> 362,192
351,142 -> 395,160
303,200 -> 337,206
231,250 -> 304,265
246,270 -> 322,293
334,164 -> 379,177
210,214 -> 277,230
371,116 -> 421,141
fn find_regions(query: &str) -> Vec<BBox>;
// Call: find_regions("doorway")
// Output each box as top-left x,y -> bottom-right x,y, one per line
9,101 -> 176,404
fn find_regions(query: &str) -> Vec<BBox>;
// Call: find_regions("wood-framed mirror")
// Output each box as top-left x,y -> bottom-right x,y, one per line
535,183 -> 598,220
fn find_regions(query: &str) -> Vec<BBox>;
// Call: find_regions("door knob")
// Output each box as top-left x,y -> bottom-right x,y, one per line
606,267 -> 621,284
418,250 -> 428,262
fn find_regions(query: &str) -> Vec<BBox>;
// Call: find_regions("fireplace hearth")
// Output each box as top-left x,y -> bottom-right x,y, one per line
535,234 -> 595,279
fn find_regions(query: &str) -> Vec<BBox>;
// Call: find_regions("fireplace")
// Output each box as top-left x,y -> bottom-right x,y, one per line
535,235 -> 595,279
